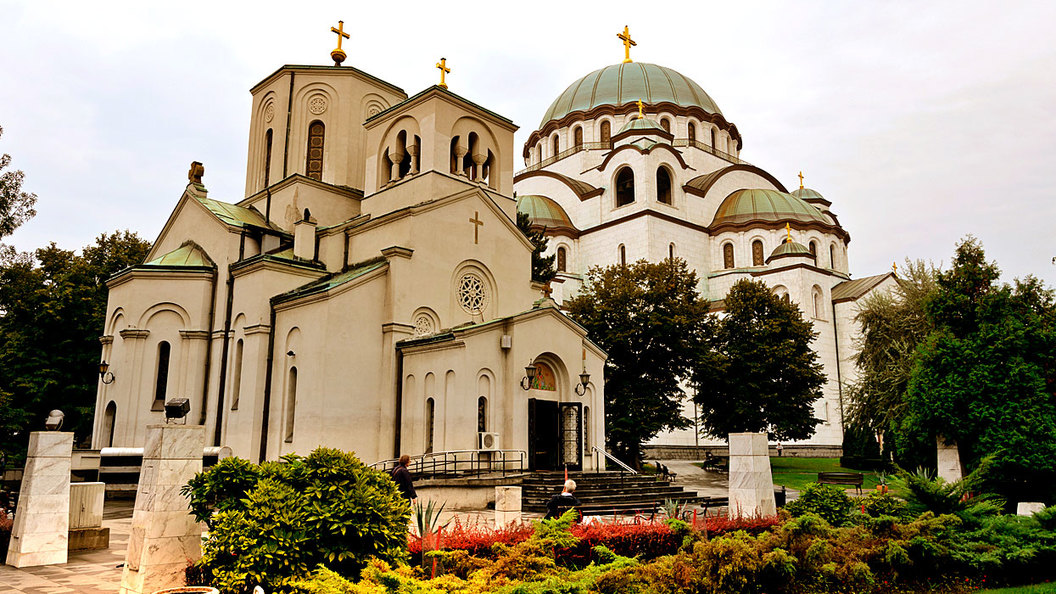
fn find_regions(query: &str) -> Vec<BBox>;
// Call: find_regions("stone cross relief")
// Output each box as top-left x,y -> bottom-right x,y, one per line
469,211 -> 484,244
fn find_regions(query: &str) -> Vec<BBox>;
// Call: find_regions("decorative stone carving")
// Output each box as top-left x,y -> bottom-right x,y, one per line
6,431 -> 74,567
263,102 -> 275,123
308,95 -> 328,115
727,432 -> 777,518
414,314 -> 434,336
457,273 -> 488,314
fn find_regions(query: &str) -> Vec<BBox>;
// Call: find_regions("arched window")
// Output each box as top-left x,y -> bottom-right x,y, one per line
102,401 -> 117,448
552,135 -> 560,158
306,121 -> 325,181
723,243 -> 735,269
231,339 -> 244,410
619,244 -> 627,266
656,167 -> 672,205
573,127 -> 583,147
660,118 -> 671,133
600,121 -> 611,145
710,128 -> 717,147
812,286 -> 824,319
773,285 -> 790,303
284,367 -> 297,442
425,397 -> 435,453
669,243 -> 675,260
829,244 -> 837,269
477,396 -> 488,433
557,247 -> 567,272
615,168 -> 635,206
153,341 -> 170,408
687,122 -> 696,142
809,241 -> 818,257
263,129 -> 273,187
752,240 -> 764,266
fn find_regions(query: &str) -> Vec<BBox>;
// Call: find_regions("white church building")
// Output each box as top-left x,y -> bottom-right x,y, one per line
92,27 -> 893,466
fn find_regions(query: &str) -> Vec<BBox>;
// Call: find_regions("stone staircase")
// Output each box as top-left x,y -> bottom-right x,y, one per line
520,470 -> 711,516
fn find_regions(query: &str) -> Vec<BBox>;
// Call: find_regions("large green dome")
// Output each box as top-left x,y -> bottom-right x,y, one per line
539,63 -> 723,128
712,189 -> 829,227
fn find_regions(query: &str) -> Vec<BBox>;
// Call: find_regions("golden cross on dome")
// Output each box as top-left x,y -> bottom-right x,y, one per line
798,171 -> 804,189
636,99 -> 644,119
436,57 -> 451,89
617,26 -> 636,63
893,262 -> 898,274
330,20 -> 350,65
785,222 -> 792,243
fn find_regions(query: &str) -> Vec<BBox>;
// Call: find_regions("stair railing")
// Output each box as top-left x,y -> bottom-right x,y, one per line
591,446 -> 638,475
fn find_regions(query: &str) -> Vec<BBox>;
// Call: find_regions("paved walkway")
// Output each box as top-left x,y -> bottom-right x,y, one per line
0,517 -> 129,594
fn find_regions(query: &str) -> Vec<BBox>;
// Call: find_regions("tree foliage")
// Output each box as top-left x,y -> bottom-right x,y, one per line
0,125 -> 37,240
516,211 -> 556,285
904,237 -> 1056,502
693,279 -> 826,441
0,231 -> 151,458
565,258 -> 708,466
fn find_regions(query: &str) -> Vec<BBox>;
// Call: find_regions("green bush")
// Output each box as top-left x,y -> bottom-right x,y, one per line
785,482 -> 854,526
861,491 -> 911,520
186,447 -> 411,593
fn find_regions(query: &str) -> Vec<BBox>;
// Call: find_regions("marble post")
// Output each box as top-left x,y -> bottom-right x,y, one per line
120,424 -> 205,594
936,435 -> 963,483
494,486 -> 521,529
6,431 -> 74,567
728,433 -> 776,518
1017,502 -> 1046,516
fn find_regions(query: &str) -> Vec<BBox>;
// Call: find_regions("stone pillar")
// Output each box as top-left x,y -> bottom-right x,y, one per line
470,153 -> 488,182
406,144 -> 419,175
120,424 -> 206,594
6,431 -> 73,567
494,486 -> 521,529
936,435 -> 963,483
1017,502 -> 1046,516
727,433 -> 776,518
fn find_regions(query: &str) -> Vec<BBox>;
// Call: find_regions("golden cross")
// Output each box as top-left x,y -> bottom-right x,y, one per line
436,57 -> 451,89
798,171 -> 804,189
331,21 -> 350,49
617,26 -> 636,63
469,210 -> 483,244
636,99 -> 644,119
785,222 -> 792,243
892,262 -> 898,274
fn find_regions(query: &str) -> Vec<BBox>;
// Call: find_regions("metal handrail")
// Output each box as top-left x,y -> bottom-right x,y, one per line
671,139 -> 749,165
516,137 -> 747,178
369,449 -> 527,479
591,446 -> 637,474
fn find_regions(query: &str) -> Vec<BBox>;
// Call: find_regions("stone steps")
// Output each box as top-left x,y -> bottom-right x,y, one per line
520,471 -> 707,516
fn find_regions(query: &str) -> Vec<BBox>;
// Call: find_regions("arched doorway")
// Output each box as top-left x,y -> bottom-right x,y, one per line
526,358 -> 582,471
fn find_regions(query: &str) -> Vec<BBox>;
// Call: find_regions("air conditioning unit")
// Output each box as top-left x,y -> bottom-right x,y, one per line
478,432 -> 500,451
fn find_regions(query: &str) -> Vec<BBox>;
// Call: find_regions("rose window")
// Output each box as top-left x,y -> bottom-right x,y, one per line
457,273 -> 488,314
414,314 -> 434,336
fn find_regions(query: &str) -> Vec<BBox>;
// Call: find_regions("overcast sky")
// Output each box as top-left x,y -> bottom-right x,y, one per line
2,1 -> 1054,285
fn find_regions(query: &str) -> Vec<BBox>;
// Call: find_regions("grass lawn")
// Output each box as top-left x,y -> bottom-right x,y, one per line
978,584 -> 1056,593
767,457 -> 881,493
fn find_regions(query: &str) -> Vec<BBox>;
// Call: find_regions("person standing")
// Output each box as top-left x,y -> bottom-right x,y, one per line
391,454 -> 417,503
544,479 -> 581,520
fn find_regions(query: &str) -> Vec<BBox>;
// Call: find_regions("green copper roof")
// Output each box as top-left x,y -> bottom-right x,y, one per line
539,63 -> 722,128
769,240 -> 814,259
196,196 -> 276,230
144,242 -> 215,268
617,117 -> 666,135
274,258 -> 387,304
791,187 -> 825,201
712,189 -> 829,226
516,194 -> 574,230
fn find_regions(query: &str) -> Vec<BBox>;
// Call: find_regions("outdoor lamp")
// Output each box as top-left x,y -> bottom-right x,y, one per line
45,410 -> 64,431
575,370 -> 590,395
164,398 -> 191,424
98,361 -> 115,384
520,362 -> 538,390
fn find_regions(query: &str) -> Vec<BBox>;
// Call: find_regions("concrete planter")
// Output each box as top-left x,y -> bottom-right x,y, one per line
153,588 -> 219,594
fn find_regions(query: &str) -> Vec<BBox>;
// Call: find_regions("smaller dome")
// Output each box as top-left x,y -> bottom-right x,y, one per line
712,188 -> 830,227
516,194 -> 575,232
791,187 -> 825,201
768,240 -> 814,261
617,117 -> 666,135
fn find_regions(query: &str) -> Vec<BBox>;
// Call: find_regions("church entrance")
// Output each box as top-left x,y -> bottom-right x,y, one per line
528,399 -> 582,471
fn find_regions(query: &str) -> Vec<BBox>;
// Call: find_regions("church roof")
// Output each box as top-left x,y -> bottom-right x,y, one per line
196,196 -> 281,231
712,189 -> 829,227
831,273 -> 895,303
142,241 -> 215,269
767,239 -> 815,263
273,258 -> 387,305
516,194 -> 575,231
791,187 -> 831,207
617,117 -> 666,135
539,62 -> 723,128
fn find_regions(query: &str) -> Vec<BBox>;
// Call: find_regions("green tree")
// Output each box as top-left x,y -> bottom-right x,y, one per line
565,258 -> 709,467
516,211 -> 556,285
904,237 -> 1056,502
693,279 -> 826,441
0,125 -> 37,239
0,231 -> 151,458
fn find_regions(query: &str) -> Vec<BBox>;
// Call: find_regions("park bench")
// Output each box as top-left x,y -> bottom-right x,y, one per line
653,461 -> 677,481
817,471 -> 864,495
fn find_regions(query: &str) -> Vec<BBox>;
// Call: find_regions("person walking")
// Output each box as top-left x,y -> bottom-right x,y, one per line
544,479 -> 581,520
391,454 -> 417,503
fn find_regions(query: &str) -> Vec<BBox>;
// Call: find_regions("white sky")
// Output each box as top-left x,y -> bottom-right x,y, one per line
2,1 -> 1054,285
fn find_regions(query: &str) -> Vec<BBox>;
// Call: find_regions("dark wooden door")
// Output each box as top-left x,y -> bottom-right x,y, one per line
528,398 -> 560,471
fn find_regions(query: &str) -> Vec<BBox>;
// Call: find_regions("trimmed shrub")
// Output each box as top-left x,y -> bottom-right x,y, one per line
785,482 -> 854,526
